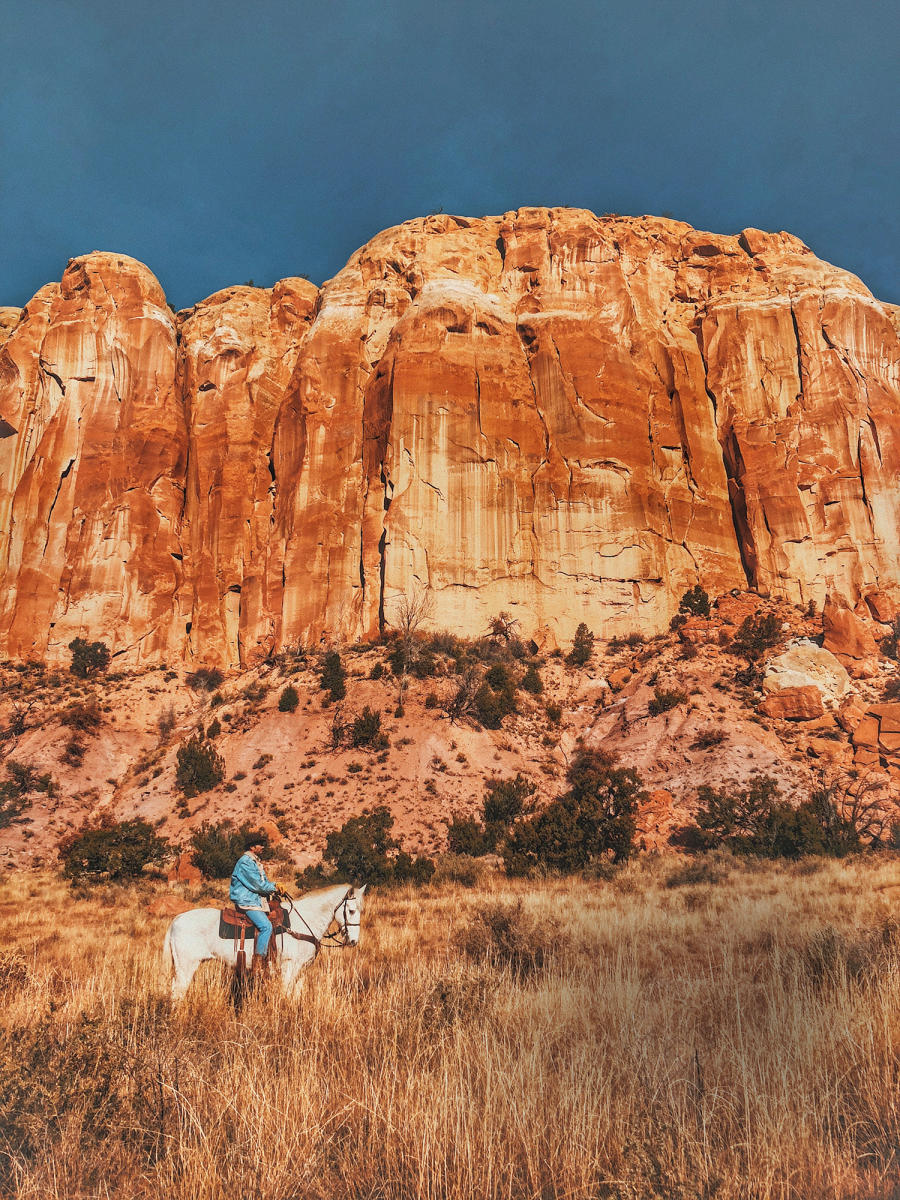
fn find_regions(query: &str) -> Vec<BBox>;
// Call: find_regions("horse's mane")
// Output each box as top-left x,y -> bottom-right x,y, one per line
299,882 -> 352,901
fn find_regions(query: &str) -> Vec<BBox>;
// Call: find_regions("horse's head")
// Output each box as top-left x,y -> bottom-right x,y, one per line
335,884 -> 366,946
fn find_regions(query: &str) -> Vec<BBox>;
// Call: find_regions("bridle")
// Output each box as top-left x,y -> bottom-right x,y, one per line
280,887 -> 358,955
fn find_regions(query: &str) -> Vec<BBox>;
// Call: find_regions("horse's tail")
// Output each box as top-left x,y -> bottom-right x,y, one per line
161,920 -> 174,976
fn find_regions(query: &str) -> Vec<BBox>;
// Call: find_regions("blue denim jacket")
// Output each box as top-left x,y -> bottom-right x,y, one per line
229,851 -> 276,910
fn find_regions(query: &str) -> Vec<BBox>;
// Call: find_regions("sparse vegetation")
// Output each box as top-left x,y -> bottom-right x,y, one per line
349,706 -> 388,749
648,685 -> 688,715
278,684 -> 299,712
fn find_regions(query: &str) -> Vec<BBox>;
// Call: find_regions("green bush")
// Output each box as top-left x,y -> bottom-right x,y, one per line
0,760 -> 55,831
206,718 -> 221,739
278,684 -> 299,712
60,700 -> 103,733
483,773 -> 535,842
320,651 -> 346,702
473,663 -> 517,729
68,638 -> 111,679
298,805 -> 433,887
679,585 -> 711,617
648,685 -> 687,716
520,663 -> 544,694
730,612 -> 781,661
503,751 -> 643,875
59,817 -> 169,881
686,777 -> 870,859
446,815 -> 491,857
369,662 -> 384,680
189,820 -> 267,879
567,622 -> 595,667
350,706 -> 388,749
175,734 -> 225,798
185,666 -> 225,692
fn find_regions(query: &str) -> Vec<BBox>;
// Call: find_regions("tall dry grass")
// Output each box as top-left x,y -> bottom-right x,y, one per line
1,856 -> 900,1199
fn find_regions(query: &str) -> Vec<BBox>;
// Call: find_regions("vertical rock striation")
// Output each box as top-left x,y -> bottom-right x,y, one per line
0,212 -> 898,665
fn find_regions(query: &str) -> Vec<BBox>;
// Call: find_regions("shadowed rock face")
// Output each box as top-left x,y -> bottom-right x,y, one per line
0,210 -> 898,666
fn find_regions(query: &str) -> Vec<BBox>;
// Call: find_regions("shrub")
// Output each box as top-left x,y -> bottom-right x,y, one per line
503,751 -> 643,875
157,705 -> 176,739
473,663 -> 517,729
68,638 -> 111,679
350,706 -> 388,749
520,664 -> 544,694
320,651 -> 346,702
567,622 -> 595,667
882,674 -> 900,702
483,773 -> 536,847
300,805 -> 433,886
206,718 -> 221,739
730,612 -> 781,661
189,820 -> 266,879
186,666 -> 225,692
175,734 -> 225,798
686,776 -> 873,859
369,662 -> 384,680
278,684 -> 299,713
59,817 -> 169,881
60,700 -> 102,733
446,815 -> 491,857
0,760 -> 54,831
648,686 -> 687,716
690,727 -> 727,750
881,616 -> 900,661
454,900 -> 565,979
679,585 -> 711,617
545,702 -> 562,724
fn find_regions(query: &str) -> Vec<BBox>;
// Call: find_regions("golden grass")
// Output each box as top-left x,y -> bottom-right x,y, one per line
1,856 -> 900,1199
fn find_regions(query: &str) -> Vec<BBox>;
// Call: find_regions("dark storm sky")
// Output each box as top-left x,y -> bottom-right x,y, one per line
2,0 -> 897,310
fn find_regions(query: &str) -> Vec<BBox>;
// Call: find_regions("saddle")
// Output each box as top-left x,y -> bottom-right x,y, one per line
218,898 -> 290,941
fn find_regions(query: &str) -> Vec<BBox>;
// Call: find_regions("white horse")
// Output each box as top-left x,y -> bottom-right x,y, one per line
163,883 -> 366,1000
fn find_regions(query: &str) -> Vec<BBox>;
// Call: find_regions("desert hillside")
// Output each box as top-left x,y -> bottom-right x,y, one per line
3,585 -> 900,872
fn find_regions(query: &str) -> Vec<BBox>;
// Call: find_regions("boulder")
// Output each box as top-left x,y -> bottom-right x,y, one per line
763,639 -> 852,705
823,594 -> 880,675
607,668 -> 632,693
167,851 -> 202,884
758,686 -> 824,721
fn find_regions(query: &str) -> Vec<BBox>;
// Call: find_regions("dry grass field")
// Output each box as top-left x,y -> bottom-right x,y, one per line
2,856 -> 900,1199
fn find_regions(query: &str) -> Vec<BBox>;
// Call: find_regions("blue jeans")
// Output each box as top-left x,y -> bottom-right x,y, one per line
245,909 -> 273,956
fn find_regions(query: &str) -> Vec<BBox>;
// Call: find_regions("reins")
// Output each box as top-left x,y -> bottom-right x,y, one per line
279,887 -> 356,956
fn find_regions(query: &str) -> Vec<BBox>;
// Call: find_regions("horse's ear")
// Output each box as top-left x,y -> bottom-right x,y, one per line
357,884 -> 367,896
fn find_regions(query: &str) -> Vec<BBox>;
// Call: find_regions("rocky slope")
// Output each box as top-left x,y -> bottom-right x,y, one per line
0,211 -> 898,668
3,589 -> 900,873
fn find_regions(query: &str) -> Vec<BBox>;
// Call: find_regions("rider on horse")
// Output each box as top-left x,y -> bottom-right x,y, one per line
230,832 -> 278,977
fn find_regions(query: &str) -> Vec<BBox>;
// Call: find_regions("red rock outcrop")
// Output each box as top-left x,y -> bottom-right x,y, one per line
0,210 -> 898,665
759,686 -> 824,721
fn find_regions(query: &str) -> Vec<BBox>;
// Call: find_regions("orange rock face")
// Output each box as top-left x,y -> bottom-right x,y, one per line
0,210 -> 898,665
758,686 -> 825,721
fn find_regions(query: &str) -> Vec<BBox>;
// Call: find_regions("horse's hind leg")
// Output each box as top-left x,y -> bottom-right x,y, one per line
169,939 -> 198,1001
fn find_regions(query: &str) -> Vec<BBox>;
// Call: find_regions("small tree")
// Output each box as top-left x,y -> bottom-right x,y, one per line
278,684 -> 299,712
350,706 -> 388,749
186,667 -> 225,692
323,806 -> 401,884
59,817 -> 169,881
175,734 -> 225,798
68,638 -> 111,679
503,751 -> 643,875
320,651 -> 346,702
190,820 -> 266,878
520,664 -> 543,694
730,612 -> 781,661
446,815 -> 490,856
567,623 -> 595,667
679,585 -> 711,617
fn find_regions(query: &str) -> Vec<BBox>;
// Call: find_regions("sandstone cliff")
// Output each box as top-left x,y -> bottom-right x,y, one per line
0,210 -> 897,666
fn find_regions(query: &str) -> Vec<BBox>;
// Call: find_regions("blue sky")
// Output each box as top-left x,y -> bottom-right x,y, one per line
2,0 -> 897,309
